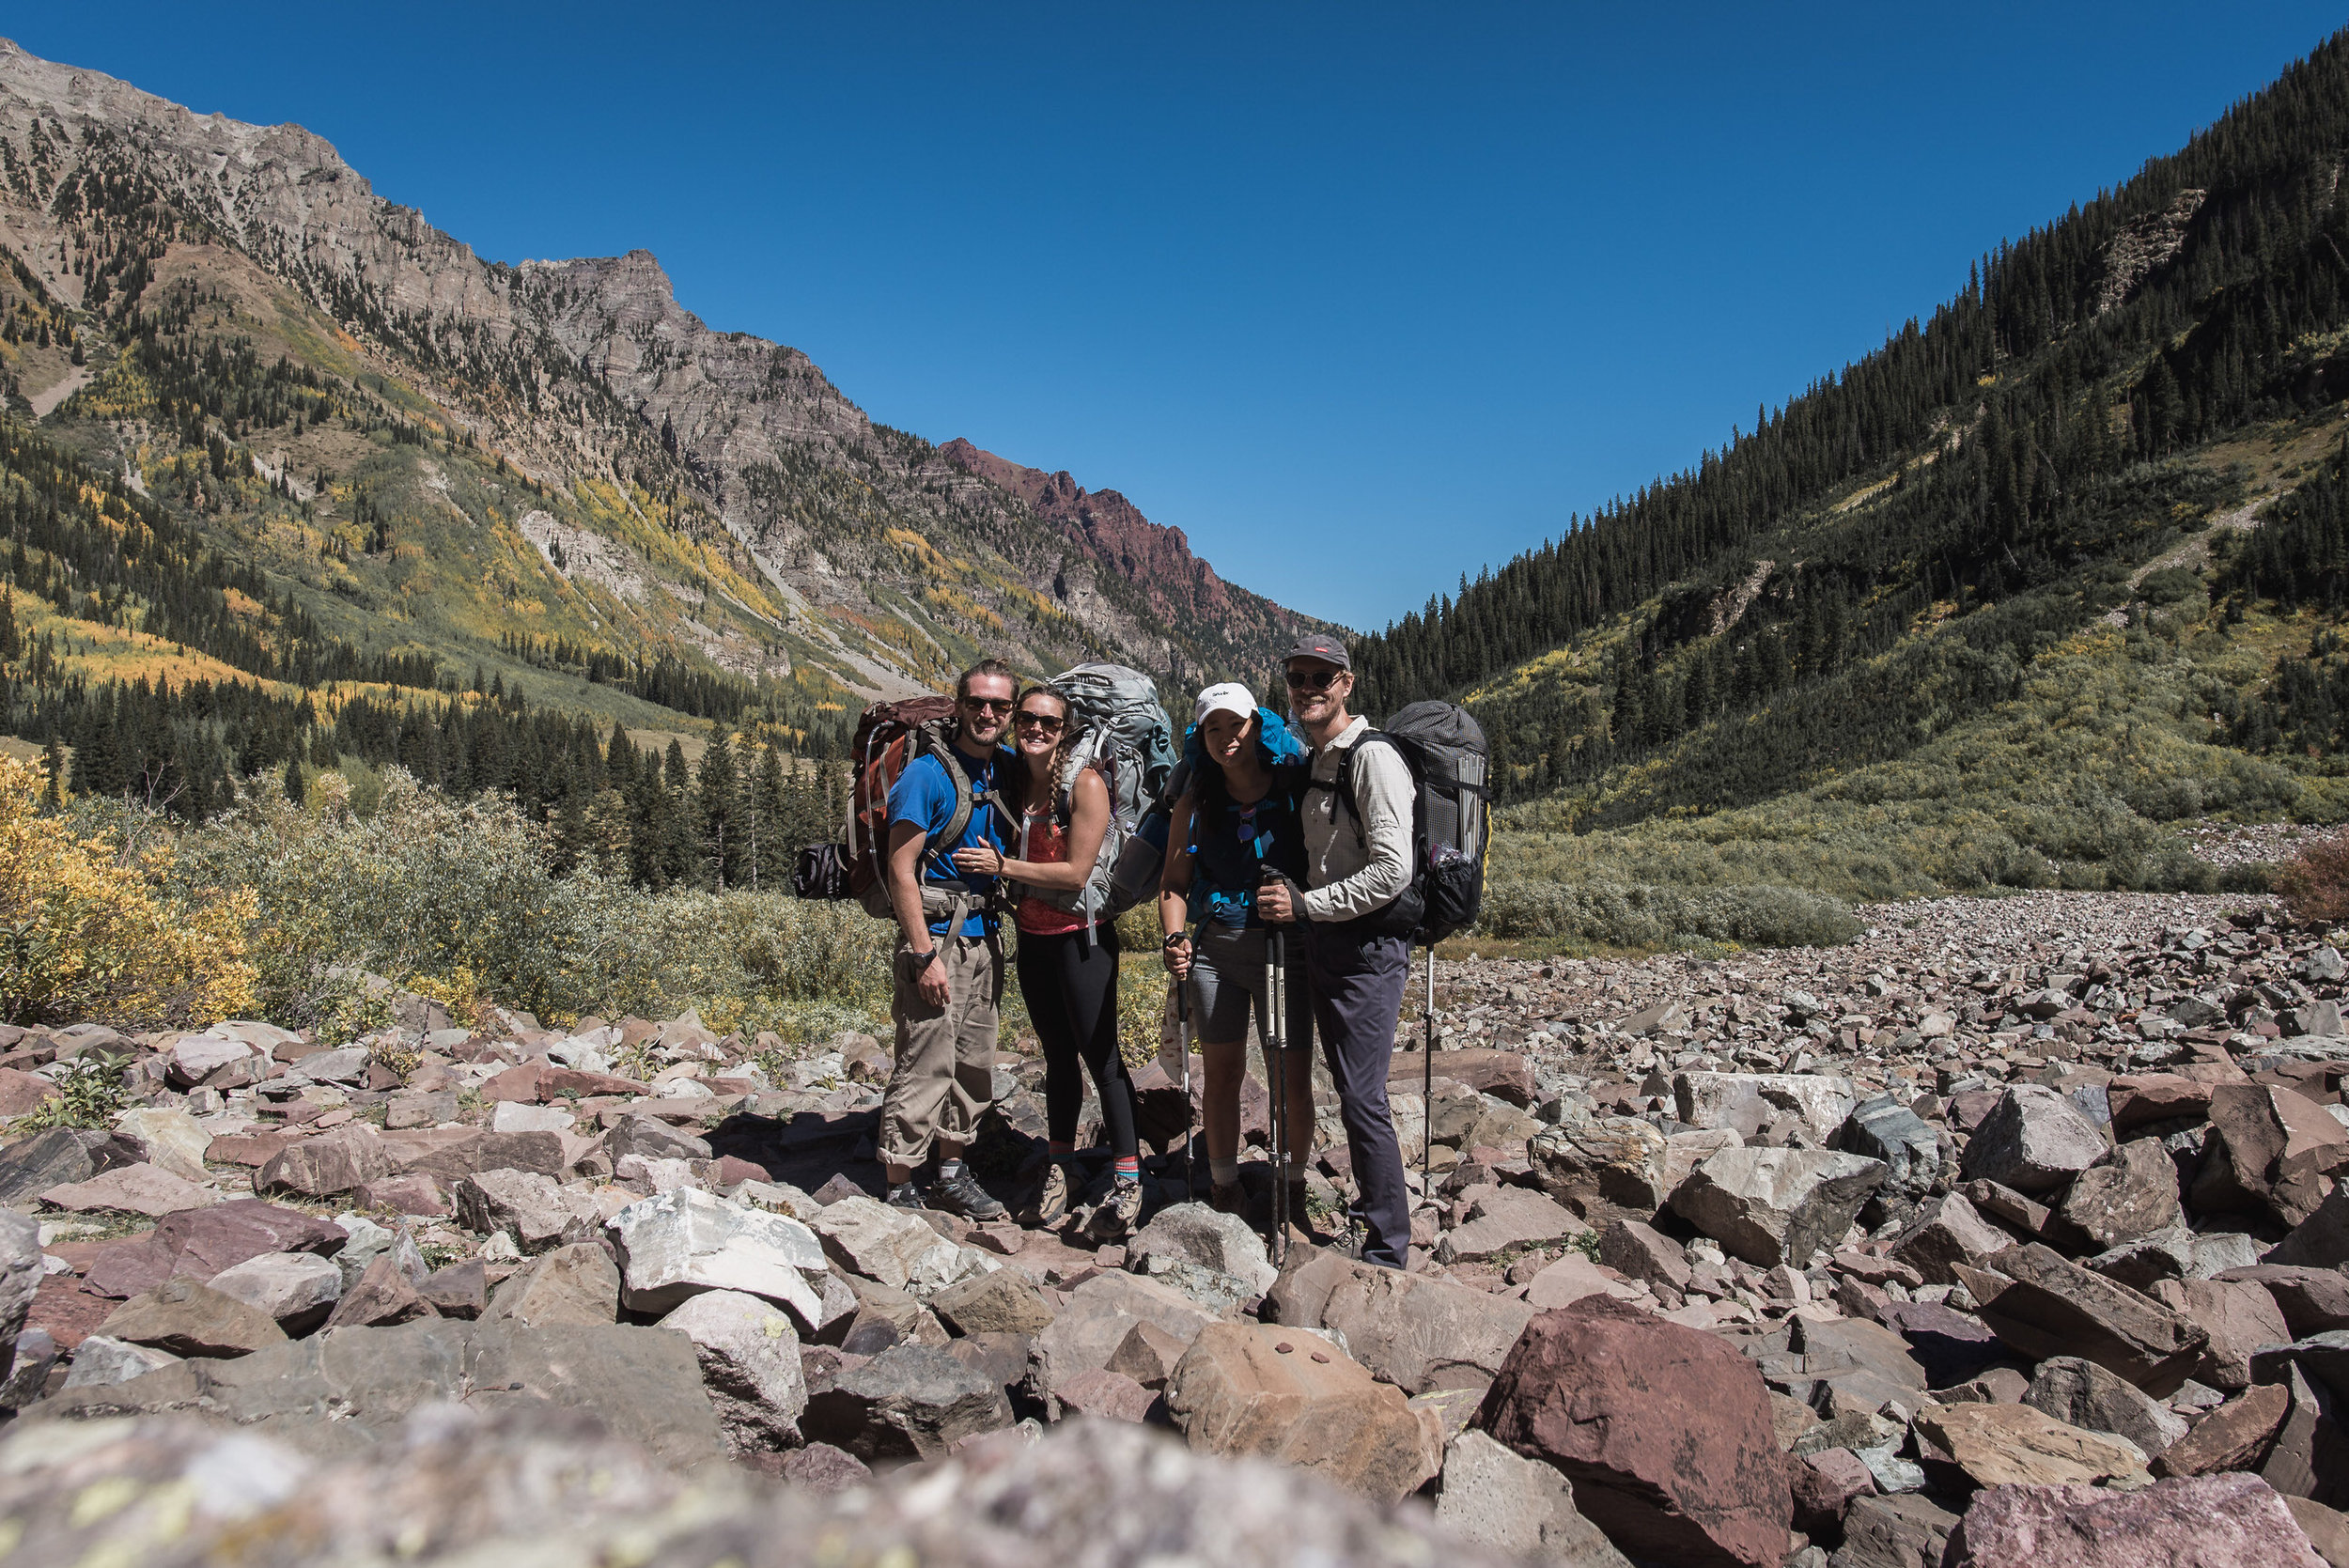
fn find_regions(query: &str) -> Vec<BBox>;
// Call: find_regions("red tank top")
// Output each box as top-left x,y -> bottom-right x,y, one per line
1015,802 -> 1087,937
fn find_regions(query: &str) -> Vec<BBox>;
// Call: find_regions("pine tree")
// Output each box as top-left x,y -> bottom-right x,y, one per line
754,743 -> 790,891
627,766 -> 667,889
696,732 -> 739,890
0,584 -> 18,666
284,754 -> 305,806
660,739 -> 695,887
585,787 -> 632,877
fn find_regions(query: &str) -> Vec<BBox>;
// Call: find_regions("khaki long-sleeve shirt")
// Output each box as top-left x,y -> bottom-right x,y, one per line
1299,715 -> 1414,924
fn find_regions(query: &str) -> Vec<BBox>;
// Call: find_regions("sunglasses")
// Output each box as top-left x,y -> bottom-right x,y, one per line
1284,667 -> 1344,691
1014,710 -> 1066,733
962,696 -> 1015,714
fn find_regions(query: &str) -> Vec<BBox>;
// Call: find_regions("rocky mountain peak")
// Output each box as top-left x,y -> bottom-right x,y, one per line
0,39 -> 1317,696
939,437 -> 1309,680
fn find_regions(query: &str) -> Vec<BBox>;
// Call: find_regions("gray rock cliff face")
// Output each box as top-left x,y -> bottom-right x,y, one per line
0,38 -> 1315,690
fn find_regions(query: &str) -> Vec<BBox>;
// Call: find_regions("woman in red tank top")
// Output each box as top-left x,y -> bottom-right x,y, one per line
952,685 -> 1141,1234
1014,793 -> 1087,937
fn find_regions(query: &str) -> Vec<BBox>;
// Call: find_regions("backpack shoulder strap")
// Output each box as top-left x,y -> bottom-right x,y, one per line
925,728 -> 977,854
1312,730 -> 1392,846
1051,753 -> 1102,825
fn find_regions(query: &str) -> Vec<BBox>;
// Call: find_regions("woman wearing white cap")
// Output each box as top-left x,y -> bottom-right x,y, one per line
1158,681 -> 1317,1224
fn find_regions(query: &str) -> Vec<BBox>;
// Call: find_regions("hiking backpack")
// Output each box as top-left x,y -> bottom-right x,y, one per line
1015,662 -> 1178,932
1177,704 -> 1311,925
1319,701 -> 1490,944
792,693 -> 1011,933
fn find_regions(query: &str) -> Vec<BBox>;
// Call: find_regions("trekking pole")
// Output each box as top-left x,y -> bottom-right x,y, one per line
1423,944 -> 1437,1184
1176,975 -> 1195,1201
1264,936 -> 1287,1267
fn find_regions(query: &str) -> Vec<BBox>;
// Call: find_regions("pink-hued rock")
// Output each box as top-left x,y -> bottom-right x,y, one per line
1054,1366 -> 1157,1423
1164,1323 -> 1441,1504
27,1273 -> 114,1350
1945,1474 -> 2324,1568
1390,1048 -> 1537,1108
2193,1085 -> 2349,1228
350,1173 -> 449,1218
2108,1074 -> 2217,1133
152,1199 -> 348,1278
39,1162 -> 215,1218
255,1123 -> 394,1197
1477,1296 -> 1793,1568
80,1236 -> 180,1298
0,1067 -> 59,1118
2153,1384 -> 2291,1478
1268,1248 -> 1533,1396
2169,1277 -> 2294,1392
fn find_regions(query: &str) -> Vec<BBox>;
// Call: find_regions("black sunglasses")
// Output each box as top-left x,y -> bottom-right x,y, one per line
1284,667 -> 1344,691
962,696 -> 1015,714
1014,710 -> 1066,733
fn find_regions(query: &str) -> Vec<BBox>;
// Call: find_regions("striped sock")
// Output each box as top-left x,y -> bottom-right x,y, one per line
1114,1154 -> 1140,1180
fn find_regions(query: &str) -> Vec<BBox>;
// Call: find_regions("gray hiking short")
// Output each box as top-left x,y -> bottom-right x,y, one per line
1188,924 -> 1313,1051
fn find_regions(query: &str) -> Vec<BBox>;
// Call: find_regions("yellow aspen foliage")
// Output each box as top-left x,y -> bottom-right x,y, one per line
0,759 -> 258,1028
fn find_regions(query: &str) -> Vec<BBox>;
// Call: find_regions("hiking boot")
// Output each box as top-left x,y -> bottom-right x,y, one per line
885,1180 -> 926,1210
1025,1160 -> 1073,1227
930,1171 -> 1007,1222
1285,1177 -> 1316,1238
1088,1174 -> 1144,1240
1208,1180 -> 1246,1217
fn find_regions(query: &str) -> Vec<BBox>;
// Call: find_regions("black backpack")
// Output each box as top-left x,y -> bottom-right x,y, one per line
1318,702 -> 1490,944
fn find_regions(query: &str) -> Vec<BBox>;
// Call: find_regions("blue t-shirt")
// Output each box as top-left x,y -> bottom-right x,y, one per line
886,744 -> 1011,937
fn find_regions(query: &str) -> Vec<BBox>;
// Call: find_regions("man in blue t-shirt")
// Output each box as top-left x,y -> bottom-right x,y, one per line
878,658 -> 1017,1219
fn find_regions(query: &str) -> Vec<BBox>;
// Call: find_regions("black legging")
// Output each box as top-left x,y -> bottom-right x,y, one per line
1017,924 -> 1137,1157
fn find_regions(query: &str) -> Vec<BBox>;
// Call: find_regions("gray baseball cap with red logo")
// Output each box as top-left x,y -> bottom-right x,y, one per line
1284,632 -> 1351,670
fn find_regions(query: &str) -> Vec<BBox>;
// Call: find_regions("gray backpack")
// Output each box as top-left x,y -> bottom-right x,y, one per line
1015,663 -> 1177,935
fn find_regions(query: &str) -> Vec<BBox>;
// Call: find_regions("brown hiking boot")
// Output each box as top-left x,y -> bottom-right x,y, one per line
1024,1160 -> 1072,1227
1088,1175 -> 1144,1240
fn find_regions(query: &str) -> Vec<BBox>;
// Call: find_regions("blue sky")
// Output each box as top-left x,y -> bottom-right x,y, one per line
19,4 -> 2349,629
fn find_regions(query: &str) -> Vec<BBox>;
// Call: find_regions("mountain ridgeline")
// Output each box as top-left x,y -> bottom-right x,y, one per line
0,39 -> 1321,889
1346,29 -> 2349,905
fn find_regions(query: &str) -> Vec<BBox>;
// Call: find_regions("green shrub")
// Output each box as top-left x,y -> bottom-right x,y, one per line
179,768 -> 893,1036
2220,861 -> 2278,894
16,1055 -> 129,1130
1479,879 -> 1862,949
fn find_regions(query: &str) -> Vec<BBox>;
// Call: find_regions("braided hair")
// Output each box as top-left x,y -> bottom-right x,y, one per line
1011,683 -> 1080,817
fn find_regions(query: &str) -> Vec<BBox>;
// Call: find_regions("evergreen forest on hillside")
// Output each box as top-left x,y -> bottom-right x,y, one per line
1357,32 -> 2349,768
1337,29 -> 2349,939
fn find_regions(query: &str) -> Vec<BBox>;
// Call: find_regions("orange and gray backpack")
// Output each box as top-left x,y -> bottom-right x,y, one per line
793,695 -> 1011,934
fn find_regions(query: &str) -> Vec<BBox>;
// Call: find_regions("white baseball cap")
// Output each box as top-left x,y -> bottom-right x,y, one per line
1193,682 -> 1256,726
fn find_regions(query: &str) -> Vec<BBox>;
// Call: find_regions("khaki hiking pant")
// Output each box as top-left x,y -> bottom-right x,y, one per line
880,930 -> 1003,1166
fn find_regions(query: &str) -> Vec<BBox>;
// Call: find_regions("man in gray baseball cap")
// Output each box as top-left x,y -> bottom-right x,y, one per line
1256,630 -> 1416,1267
1285,632 -> 1351,670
